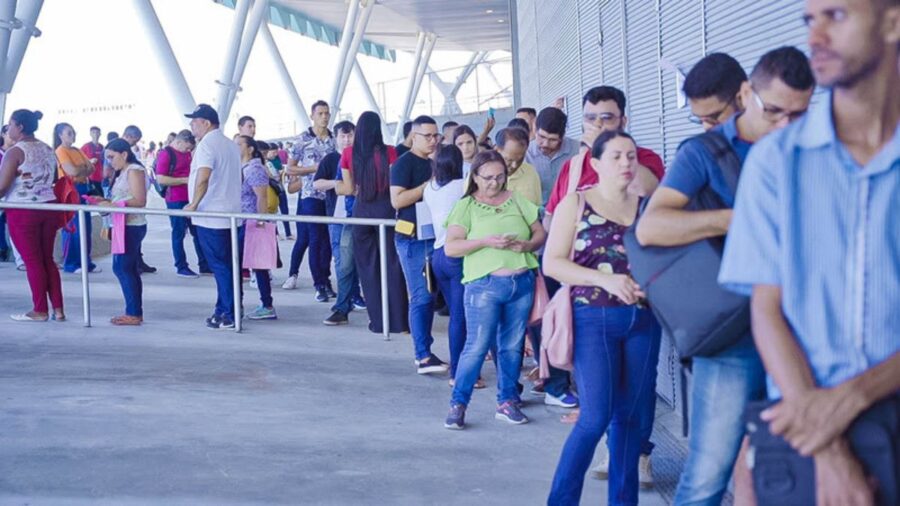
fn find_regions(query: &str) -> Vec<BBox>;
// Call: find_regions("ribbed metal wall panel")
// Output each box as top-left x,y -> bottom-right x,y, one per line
623,1 -> 662,155
516,0 -> 541,111
535,2 -> 582,134
600,0 -> 626,93
578,0 -> 602,95
706,0 -> 808,70
661,0 -> 705,164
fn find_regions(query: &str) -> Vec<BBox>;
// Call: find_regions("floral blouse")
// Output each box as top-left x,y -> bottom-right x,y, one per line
570,200 -> 641,308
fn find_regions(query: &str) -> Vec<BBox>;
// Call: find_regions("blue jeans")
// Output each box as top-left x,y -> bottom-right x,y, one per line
549,305 -> 661,506
289,197 -> 331,287
432,247 -> 466,377
673,335 -> 766,505
395,237 -> 435,361
237,225 -> 272,308
452,271 -> 534,406
331,224 -> 361,314
166,201 -> 208,272
112,225 -> 147,317
196,226 -> 236,320
62,183 -> 95,272
0,211 -> 8,252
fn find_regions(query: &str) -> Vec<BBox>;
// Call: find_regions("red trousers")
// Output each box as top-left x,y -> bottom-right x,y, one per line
6,208 -> 64,313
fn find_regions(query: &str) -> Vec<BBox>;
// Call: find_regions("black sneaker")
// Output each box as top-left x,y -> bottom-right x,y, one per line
323,311 -> 348,326
207,314 -> 235,330
324,284 -> 337,298
314,287 -> 330,303
139,262 -> 157,274
417,354 -> 450,375
444,403 -> 466,430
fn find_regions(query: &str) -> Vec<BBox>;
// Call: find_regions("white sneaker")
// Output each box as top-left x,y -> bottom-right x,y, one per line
249,273 -> 258,289
590,450 -> 609,480
638,454 -> 654,488
282,275 -> 298,290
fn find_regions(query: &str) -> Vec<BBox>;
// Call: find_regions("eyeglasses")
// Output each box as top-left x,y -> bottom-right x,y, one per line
476,172 -> 506,183
752,88 -> 807,122
583,113 -> 621,125
688,98 -> 735,126
414,132 -> 441,141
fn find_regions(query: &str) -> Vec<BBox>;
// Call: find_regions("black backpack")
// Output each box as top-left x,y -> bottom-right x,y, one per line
623,131 -> 750,359
150,146 -> 177,199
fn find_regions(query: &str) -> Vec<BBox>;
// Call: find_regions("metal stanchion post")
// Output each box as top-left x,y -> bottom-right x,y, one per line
231,217 -> 242,332
77,210 -> 91,327
378,224 -> 390,341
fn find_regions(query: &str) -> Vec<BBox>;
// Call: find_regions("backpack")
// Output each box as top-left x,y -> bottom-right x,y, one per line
266,179 -> 281,214
623,130 -> 750,359
53,174 -> 80,232
150,146 -> 176,199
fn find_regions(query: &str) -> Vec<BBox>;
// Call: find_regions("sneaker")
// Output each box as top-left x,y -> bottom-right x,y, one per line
177,268 -> 200,278
282,275 -> 298,290
324,284 -> 336,298
249,275 -> 258,289
545,391 -> 579,408
73,266 -> 103,274
246,305 -> 277,320
437,305 -> 450,317
206,314 -> 235,330
590,450 -> 609,480
16,264 -> 26,271
495,401 -> 529,425
352,297 -> 366,310
199,269 -> 214,276
314,287 -> 329,303
417,354 -> 449,375
139,263 -> 157,274
323,311 -> 348,326
638,454 -> 654,489
444,403 -> 466,430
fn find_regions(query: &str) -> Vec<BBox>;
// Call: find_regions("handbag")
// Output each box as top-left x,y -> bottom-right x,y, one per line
529,272 -> 550,325
539,192 -> 587,378
242,223 -> 278,270
622,131 -> 750,359
53,175 -> 79,232
745,394 -> 899,506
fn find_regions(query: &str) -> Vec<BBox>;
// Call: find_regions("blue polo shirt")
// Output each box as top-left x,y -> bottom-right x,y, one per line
661,114 -> 751,205
719,92 -> 900,399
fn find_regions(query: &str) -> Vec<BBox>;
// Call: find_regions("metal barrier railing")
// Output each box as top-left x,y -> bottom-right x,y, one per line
0,202 -> 397,339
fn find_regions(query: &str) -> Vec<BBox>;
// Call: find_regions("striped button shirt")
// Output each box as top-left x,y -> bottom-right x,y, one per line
719,92 -> 900,399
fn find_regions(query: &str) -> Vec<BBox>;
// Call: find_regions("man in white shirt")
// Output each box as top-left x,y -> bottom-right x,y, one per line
184,104 -> 243,329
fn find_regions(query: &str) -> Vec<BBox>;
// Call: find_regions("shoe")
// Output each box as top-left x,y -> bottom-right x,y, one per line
249,275 -> 258,289
73,266 -> 103,274
437,305 -> 450,317
139,263 -> 157,274
591,450 -> 609,480
639,454 -> 654,488
246,305 -> 277,320
352,297 -> 366,310
16,264 -> 26,271
545,391 -> 579,408
199,269 -> 214,276
444,403 -> 466,430
417,354 -> 449,375
110,315 -> 142,326
530,383 -> 546,396
282,275 -> 298,290
206,314 -> 235,330
324,285 -> 336,298
314,287 -> 329,303
177,268 -> 200,278
10,313 -> 49,322
323,311 -> 348,326
0,248 -> 9,262
495,401 -> 529,425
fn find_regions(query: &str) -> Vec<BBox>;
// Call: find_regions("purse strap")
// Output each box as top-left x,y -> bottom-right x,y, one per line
566,192 -> 587,261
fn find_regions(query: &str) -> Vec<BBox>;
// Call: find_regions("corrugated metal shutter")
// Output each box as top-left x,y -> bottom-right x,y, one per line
660,0 -> 704,165
706,0 -> 808,70
516,0 -> 541,110
623,1 -> 663,156
578,0 -> 602,96
535,2 -> 582,132
600,0 -> 625,92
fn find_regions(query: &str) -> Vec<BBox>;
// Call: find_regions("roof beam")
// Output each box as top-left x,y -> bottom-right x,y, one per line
260,23 -> 311,132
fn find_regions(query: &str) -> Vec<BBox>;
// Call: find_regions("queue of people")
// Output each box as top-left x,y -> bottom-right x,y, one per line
1,5 -> 898,502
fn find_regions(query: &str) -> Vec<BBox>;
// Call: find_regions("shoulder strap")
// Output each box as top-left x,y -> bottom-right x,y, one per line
565,149 -> 589,194
567,192 -> 587,261
164,146 -> 176,174
695,130 -> 741,196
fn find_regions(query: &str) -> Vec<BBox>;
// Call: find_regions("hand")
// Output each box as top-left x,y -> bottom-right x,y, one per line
89,158 -> 98,164
761,384 -> 864,456
482,235 -> 513,250
255,220 -> 266,228
814,440 -> 875,506
597,274 -> 645,304
718,209 -> 734,232
183,203 -> 198,212
483,115 -> 496,133
507,240 -> 531,253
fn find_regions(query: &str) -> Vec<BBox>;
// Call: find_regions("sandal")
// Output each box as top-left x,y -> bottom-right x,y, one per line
448,377 -> 487,389
110,315 -> 143,326
561,408 -> 580,424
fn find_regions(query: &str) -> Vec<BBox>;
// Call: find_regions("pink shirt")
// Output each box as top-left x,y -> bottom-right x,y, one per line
154,147 -> 192,203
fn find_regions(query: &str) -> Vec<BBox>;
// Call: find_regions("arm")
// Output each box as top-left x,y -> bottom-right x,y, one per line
183,167 -> 211,212
313,179 -> 337,191
0,147 -> 23,198
285,149 -> 318,176
477,116 -> 496,145
629,164 -> 659,196
444,224 -> 512,258
635,187 -> 731,246
157,174 -> 189,186
252,184 -> 268,225
510,220 -> 546,253
106,168 -> 148,208
335,168 -> 354,196
286,175 -> 301,194
390,182 -> 427,210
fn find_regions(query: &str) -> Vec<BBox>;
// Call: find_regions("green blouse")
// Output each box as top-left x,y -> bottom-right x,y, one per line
446,192 -> 540,283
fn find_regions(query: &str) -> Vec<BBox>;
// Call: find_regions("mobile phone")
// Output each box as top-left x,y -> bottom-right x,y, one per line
488,107 -> 495,119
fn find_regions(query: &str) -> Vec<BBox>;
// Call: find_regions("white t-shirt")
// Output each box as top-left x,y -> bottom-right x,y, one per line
188,128 -> 242,229
423,178 -> 465,249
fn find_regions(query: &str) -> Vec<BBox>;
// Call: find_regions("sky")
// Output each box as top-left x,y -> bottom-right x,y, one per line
6,0 -> 512,146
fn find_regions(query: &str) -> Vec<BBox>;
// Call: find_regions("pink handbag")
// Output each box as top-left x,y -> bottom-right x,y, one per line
242,223 -> 277,270
539,191 -> 586,378
529,271 -> 550,325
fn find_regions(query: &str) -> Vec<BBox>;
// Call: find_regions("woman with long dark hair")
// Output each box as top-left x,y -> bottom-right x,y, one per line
94,138 -> 148,325
237,135 -> 277,321
54,122 -> 99,273
336,111 -> 408,334
0,110 -> 64,322
452,125 -> 478,178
